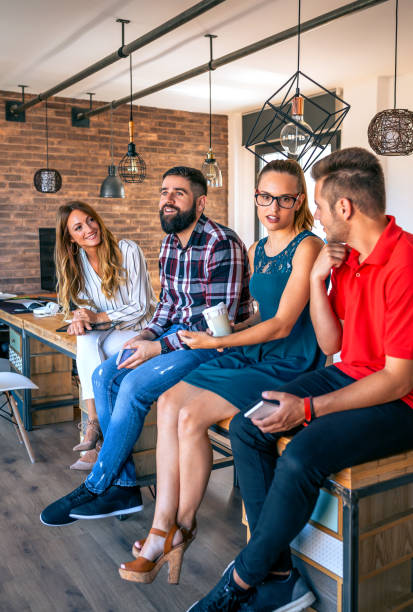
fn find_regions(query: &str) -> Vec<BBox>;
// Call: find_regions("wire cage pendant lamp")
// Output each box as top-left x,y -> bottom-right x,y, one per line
201,34 -> 222,188
118,54 -> 146,183
100,104 -> 125,198
245,0 -> 350,171
368,0 -> 413,156
33,100 -> 62,193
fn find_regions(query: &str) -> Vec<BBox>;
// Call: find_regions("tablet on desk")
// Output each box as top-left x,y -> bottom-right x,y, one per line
56,320 -> 116,333
244,399 -> 280,420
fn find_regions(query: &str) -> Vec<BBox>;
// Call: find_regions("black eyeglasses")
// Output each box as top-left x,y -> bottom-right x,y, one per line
254,191 -> 301,209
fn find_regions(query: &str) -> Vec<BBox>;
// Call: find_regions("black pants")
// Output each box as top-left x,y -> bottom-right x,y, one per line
230,365 -> 413,586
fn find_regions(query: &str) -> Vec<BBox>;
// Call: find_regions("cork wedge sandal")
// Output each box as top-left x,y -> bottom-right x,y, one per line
119,525 -> 185,584
131,519 -> 197,558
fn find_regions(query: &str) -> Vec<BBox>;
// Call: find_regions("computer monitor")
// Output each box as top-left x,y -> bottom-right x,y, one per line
39,228 -> 57,292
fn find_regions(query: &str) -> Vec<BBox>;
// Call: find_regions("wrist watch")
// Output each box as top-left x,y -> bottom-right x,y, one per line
160,337 -> 172,354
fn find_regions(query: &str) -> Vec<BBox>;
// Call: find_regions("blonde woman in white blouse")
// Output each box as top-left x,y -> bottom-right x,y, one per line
55,202 -> 155,468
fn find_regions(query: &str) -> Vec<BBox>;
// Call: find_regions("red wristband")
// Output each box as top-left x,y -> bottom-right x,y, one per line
303,397 -> 312,424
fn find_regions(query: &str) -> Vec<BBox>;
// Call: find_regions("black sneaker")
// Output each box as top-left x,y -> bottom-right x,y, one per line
240,568 -> 316,612
40,483 -> 97,526
69,485 -> 143,519
187,562 -> 252,612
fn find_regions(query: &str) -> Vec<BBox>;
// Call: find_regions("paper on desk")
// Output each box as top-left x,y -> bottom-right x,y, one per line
0,292 -> 17,300
11,299 -> 45,309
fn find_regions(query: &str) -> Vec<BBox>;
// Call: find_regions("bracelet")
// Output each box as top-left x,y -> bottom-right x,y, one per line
303,397 -> 316,425
160,337 -> 173,354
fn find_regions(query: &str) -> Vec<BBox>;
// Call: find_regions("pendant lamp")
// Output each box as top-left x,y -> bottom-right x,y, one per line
368,0 -> 413,156
100,104 -> 125,198
118,54 -> 146,183
33,100 -> 62,193
201,34 -> 222,188
245,0 -> 350,171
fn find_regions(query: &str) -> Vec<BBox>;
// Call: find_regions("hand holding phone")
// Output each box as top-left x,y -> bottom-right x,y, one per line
116,348 -> 136,366
244,399 -> 280,420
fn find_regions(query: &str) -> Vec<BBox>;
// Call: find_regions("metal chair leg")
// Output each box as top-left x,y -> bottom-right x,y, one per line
7,392 -> 35,464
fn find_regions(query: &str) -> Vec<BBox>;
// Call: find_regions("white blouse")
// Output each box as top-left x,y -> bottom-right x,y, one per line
77,239 -> 155,331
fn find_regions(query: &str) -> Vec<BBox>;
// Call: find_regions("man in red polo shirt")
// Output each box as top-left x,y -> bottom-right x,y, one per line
189,147 -> 413,612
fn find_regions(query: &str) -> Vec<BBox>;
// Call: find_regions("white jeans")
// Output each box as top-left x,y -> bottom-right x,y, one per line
76,329 -> 137,400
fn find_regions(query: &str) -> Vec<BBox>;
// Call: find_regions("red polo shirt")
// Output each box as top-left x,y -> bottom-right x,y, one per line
329,216 -> 413,408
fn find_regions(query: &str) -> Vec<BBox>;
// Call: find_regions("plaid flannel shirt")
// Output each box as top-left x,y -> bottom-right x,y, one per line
146,214 -> 252,350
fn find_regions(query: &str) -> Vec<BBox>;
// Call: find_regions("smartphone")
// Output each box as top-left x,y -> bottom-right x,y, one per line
244,399 -> 280,420
116,348 -> 136,366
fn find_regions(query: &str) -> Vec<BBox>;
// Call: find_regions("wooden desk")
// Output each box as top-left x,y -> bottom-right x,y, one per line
0,310 -> 76,429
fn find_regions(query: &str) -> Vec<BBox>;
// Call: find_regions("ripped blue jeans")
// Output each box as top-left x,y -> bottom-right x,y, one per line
85,325 -> 219,494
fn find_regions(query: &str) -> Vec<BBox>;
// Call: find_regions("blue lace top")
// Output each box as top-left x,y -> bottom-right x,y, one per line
183,230 -> 325,412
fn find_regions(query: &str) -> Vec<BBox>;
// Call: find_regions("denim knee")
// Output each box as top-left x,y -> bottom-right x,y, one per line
92,358 -> 116,391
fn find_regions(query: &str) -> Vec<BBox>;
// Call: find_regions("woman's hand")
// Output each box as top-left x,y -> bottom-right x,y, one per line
178,330 -> 219,350
67,308 -> 109,335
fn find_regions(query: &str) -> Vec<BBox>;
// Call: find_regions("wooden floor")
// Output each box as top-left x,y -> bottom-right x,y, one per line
0,413 -> 246,612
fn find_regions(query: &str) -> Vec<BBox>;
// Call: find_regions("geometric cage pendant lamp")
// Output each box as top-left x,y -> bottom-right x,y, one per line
201,34 -> 222,188
368,0 -> 413,156
245,0 -> 351,171
33,99 -> 62,193
99,104 -> 125,198
118,53 -> 146,183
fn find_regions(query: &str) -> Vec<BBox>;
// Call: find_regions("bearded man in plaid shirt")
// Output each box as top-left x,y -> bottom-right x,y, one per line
41,166 -> 252,526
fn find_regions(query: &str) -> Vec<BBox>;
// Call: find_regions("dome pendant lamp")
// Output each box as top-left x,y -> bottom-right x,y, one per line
33,100 -> 62,193
368,0 -> 413,156
201,34 -> 222,188
118,53 -> 146,183
99,104 -> 125,198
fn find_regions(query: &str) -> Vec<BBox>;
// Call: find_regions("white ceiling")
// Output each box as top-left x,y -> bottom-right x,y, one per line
1,0 -> 412,116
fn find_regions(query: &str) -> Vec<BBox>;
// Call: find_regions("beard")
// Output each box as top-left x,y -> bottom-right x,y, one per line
160,199 -> 197,234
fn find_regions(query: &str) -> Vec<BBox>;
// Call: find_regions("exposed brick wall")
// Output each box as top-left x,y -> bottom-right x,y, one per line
0,90 -> 228,295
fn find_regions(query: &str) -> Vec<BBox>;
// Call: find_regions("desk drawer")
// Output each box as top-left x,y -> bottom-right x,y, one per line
9,347 -> 23,373
9,328 -> 22,354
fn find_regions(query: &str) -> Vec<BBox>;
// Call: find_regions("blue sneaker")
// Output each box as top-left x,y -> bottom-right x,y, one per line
187,562 -> 253,611
69,485 -> 143,519
40,483 -> 97,526
240,568 -> 316,612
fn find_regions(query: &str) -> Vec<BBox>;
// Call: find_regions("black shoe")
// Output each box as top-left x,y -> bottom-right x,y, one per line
40,483 -> 97,526
187,562 -> 252,612
240,568 -> 316,612
69,485 -> 143,519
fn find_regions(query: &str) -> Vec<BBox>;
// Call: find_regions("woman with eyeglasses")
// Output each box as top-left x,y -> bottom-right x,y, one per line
119,159 -> 324,584
55,201 -> 155,469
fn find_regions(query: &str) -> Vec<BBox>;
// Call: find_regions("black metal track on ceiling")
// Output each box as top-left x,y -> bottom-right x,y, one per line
78,0 -> 390,121
9,0 -> 226,115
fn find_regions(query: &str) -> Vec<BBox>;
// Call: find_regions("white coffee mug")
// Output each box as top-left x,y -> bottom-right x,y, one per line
202,302 -> 232,337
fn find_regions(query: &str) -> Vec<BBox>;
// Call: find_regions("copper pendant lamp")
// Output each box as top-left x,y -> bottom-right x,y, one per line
201,34 -> 222,188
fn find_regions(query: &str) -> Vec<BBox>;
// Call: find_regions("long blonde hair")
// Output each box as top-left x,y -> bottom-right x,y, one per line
55,201 -> 126,317
257,159 -> 314,232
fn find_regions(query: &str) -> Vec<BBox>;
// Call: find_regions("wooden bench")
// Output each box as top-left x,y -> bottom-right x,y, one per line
241,435 -> 413,612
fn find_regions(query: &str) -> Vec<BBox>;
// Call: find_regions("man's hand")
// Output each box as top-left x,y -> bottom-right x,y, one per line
178,329 -> 219,350
118,338 -> 161,369
311,243 -> 348,283
251,391 -> 305,434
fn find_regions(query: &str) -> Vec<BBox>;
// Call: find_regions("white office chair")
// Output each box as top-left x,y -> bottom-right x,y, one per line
0,359 -> 37,463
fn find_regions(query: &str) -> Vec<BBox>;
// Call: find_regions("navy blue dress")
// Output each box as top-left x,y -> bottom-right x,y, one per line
184,231 -> 325,411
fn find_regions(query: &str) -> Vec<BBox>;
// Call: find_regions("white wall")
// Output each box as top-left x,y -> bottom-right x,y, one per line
228,71 -> 413,238
228,112 -> 256,248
